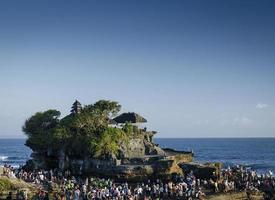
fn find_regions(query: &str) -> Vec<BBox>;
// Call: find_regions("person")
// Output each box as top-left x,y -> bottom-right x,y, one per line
6,192 -> 12,200
38,190 -> 46,200
197,188 -> 206,200
74,186 -> 81,200
44,192 -> 49,200
268,170 -> 273,177
16,190 -> 20,200
214,181 -> 219,193
246,189 -> 252,200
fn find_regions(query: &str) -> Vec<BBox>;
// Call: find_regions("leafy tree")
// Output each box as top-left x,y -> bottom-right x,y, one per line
84,100 -> 121,118
94,127 -> 128,159
23,110 -> 61,151
49,126 -> 70,149
23,110 -> 60,136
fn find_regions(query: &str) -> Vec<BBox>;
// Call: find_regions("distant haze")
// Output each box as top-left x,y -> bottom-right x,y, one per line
0,1 -> 275,138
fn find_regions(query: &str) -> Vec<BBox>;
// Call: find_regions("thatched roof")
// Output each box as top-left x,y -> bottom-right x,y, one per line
113,112 -> 147,123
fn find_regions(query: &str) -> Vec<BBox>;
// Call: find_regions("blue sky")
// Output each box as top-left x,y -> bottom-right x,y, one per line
0,0 -> 275,138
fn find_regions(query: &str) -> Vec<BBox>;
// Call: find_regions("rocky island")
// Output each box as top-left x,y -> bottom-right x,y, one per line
23,100 -> 195,181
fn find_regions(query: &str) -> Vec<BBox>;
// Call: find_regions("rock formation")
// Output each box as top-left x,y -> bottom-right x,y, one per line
179,162 -> 222,180
23,100 -> 194,181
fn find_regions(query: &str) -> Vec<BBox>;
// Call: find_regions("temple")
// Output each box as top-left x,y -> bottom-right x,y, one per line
27,100 -> 197,181
71,100 -> 82,114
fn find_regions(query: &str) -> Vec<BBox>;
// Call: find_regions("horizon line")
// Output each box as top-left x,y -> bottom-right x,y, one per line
0,136 -> 275,139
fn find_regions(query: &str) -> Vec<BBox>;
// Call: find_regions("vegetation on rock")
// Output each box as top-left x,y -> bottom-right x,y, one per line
23,100 -> 129,160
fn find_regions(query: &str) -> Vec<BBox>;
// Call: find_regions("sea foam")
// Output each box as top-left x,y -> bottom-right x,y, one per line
0,156 -> 8,161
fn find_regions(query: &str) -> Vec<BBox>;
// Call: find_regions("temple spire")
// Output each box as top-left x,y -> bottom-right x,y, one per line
71,100 -> 82,114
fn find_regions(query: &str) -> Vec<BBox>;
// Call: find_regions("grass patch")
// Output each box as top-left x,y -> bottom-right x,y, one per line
0,178 -> 14,191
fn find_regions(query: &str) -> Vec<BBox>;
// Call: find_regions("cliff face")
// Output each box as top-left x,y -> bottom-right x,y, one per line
118,132 -> 166,159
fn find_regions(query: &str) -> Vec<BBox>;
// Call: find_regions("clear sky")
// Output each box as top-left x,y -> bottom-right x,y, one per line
0,0 -> 275,138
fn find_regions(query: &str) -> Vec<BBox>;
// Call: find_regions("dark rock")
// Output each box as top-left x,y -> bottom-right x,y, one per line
179,162 -> 222,180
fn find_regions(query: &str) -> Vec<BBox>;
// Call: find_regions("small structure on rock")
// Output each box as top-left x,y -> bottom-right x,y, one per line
71,100 -> 82,114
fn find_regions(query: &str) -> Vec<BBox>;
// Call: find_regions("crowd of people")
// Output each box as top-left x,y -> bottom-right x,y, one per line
2,164 -> 275,199
2,164 -> 17,179
220,165 -> 274,199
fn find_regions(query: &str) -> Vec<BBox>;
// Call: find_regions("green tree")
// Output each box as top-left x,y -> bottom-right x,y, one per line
23,109 -> 60,136
23,110 -> 61,151
94,127 -> 128,159
84,100 -> 121,118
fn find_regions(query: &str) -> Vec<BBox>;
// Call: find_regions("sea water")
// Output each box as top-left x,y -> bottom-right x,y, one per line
0,139 -> 31,168
0,138 -> 274,174
156,138 -> 275,174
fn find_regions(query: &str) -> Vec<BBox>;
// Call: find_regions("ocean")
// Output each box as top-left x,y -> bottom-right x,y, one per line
0,138 -> 274,174
0,139 -> 31,168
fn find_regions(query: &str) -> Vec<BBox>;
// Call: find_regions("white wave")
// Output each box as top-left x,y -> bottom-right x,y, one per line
0,164 -> 20,168
0,156 -> 8,161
